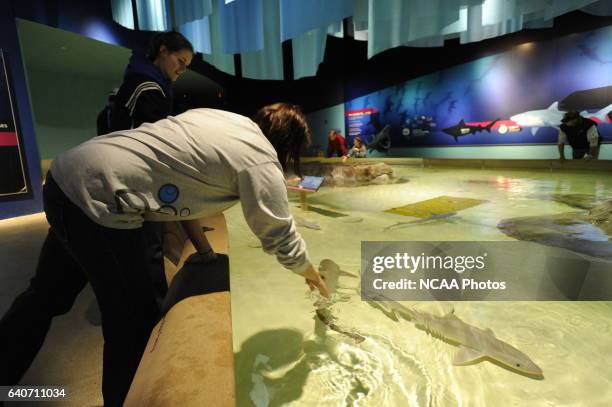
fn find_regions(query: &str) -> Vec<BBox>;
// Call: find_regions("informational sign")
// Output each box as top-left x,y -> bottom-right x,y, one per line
298,176 -> 325,191
345,107 -> 378,147
0,49 -> 30,199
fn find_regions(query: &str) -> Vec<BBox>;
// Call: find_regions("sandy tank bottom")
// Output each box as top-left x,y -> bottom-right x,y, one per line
227,166 -> 612,407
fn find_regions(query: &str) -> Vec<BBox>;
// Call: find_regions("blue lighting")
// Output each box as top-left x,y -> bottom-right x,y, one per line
84,20 -> 120,45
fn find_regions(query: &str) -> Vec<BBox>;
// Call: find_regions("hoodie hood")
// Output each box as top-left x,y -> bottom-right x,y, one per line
124,51 -> 172,97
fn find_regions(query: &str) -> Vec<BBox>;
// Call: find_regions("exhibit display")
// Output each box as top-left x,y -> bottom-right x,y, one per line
345,26 -> 612,148
0,49 -> 30,199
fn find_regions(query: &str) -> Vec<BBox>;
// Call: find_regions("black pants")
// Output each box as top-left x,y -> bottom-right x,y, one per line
572,148 -> 589,159
0,174 -> 160,406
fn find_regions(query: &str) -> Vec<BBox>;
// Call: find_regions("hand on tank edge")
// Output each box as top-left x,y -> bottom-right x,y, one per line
298,264 -> 330,298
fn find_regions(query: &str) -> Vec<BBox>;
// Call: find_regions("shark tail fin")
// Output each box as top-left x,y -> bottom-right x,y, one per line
453,346 -> 486,366
485,118 -> 500,132
592,104 -> 612,122
338,270 -> 358,278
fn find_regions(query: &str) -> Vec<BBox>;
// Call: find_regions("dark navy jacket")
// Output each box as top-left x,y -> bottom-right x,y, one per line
107,51 -> 173,133
560,118 -> 599,150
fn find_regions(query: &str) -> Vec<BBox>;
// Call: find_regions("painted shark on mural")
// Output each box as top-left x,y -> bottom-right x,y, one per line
442,119 -> 499,142
368,295 -> 544,378
510,102 -> 612,136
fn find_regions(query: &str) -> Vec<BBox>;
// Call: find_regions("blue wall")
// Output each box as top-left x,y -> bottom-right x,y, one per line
308,105 -> 612,160
0,4 -> 42,219
345,26 -> 612,149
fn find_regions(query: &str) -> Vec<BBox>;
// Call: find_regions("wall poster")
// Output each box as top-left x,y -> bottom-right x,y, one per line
0,49 -> 31,200
345,26 -> 612,148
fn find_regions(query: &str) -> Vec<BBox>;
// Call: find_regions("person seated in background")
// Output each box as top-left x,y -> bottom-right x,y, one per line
342,136 -> 367,161
326,129 -> 347,158
558,110 -> 601,160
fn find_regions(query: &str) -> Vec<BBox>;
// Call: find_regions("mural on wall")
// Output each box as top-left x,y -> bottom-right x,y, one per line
345,26 -> 612,148
0,50 -> 30,199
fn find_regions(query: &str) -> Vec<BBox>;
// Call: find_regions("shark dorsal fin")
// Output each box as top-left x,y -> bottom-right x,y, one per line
459,119 -> 465,126
453,346 -> 485,366
548,101 -> 559,110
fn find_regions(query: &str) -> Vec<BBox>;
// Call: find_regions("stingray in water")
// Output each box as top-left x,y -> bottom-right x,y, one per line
383,212 -> 457,231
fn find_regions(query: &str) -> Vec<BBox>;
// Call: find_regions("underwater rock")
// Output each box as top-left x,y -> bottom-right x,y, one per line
498,212 -> 612,260
299,162 -> 400,187
371,174 -> 390,184
588,200 -> 612,235
552,193 -> 604,210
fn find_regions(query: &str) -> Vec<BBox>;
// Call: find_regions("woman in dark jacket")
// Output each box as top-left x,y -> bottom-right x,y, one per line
111,31 -> 194,131
111,31 -> 195,306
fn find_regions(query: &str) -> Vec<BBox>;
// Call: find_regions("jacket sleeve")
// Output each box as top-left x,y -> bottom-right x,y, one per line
586,125 -> 600,147
130,88 -> 170,128
236,163 -> 311,274
557,129 -> 567,144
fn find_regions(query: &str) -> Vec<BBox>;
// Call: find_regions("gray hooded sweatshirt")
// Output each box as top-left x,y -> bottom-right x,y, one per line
51,108 -> 310,273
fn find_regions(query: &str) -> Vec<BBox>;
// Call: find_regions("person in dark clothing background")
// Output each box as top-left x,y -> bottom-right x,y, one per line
558,110 -> 601,160
0,31 -> 193,406
111,31 -> 193,130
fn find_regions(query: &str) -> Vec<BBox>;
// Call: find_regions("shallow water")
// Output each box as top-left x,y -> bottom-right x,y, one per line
227,166 -> 612,407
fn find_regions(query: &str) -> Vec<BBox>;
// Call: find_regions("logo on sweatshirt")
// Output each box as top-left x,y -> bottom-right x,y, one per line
158,184 -> 179,203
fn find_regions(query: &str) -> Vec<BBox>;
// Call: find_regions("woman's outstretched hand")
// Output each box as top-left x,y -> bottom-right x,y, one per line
298,264 -> 330,298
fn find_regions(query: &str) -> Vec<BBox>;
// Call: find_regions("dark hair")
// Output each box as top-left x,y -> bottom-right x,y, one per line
252,103 -> 311,176
148,31 -> 194,61
561,110 -> 581,123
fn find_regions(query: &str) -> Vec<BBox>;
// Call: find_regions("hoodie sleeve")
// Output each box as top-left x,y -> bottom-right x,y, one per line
237,162 -> 311,274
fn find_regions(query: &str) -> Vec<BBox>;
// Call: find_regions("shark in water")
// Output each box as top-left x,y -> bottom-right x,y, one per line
510,102 -> 612,136
294,216 -> 321,230
316,260 -> 365,342
319,259 -> 358,293
368,295 -> 543,378
314,260 -> 543,377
